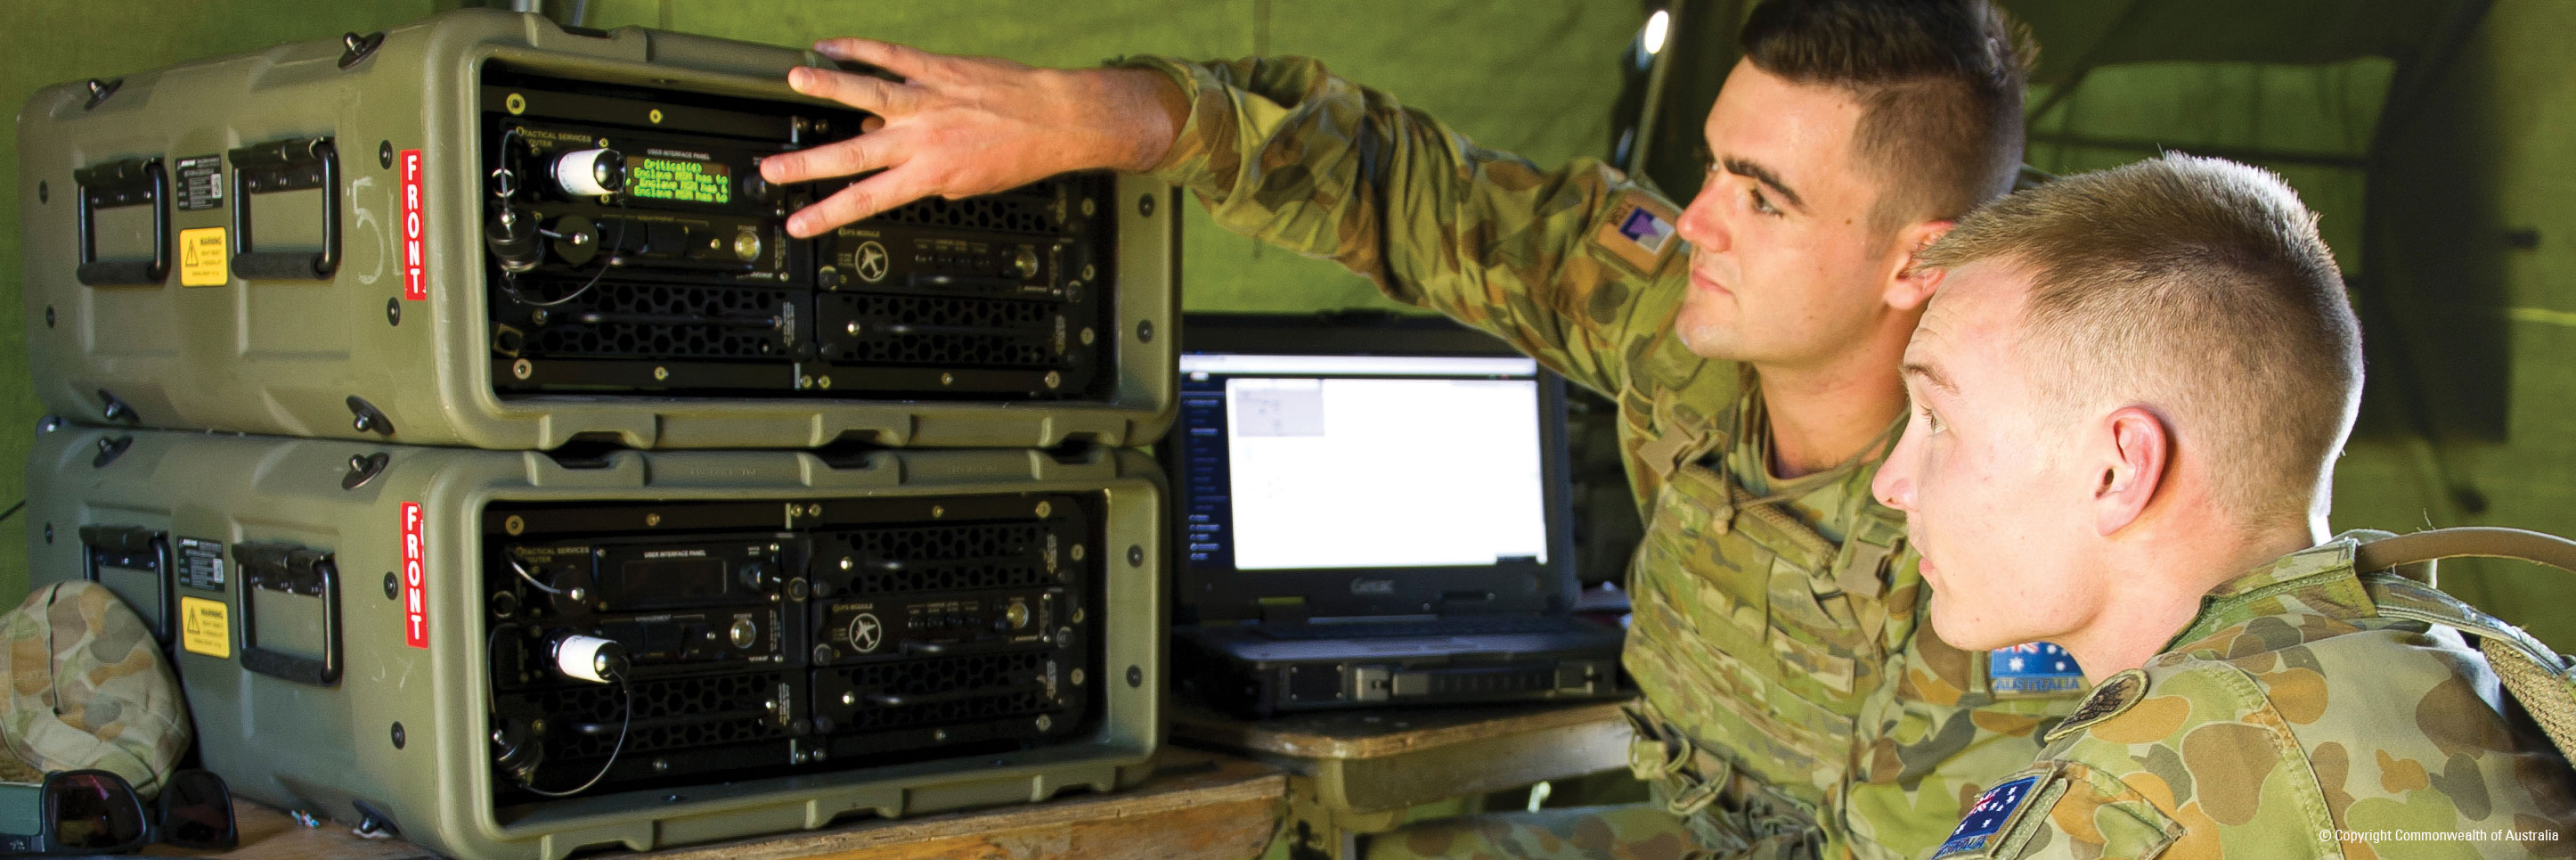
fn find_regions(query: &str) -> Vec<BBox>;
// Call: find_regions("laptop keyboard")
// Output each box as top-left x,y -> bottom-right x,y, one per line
1259,616 -> 1580,641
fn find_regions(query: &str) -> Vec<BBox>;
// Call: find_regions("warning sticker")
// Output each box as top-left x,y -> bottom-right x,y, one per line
180,596 -> 232,659
175,154 -> 224,211
176,536 -> 227,592
178,227 -> 227,287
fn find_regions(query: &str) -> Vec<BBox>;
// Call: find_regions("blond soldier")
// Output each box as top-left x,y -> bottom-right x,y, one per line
1872,153 -> 2576,858
763,3 -> 2087,856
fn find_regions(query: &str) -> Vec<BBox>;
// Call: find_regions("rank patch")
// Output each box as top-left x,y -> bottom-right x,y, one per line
2045,667 -> 2148,743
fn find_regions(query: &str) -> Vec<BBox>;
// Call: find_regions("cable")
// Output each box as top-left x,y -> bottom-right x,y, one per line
499,211 -> 627,308
508,556 -> 567,595
0,500 -> 23,525
517,668 -> 631,798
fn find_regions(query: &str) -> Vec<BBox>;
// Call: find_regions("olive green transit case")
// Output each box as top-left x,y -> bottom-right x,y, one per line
18,8 -> 1178,450
23,423 -> 1165,860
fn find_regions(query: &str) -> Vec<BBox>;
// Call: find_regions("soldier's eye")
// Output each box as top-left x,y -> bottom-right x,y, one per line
1749,187 -> 1781,217
1916,405 -> 1943,434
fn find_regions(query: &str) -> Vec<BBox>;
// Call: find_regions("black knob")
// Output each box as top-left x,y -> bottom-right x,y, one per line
742,169 -> 781,204
485,205 -> 543,273
738,561 -> 779,592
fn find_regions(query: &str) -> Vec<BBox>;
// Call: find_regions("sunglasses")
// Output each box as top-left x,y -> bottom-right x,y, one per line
0,768 -> 237,855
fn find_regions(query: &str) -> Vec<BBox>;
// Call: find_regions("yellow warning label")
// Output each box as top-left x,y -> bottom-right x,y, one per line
178,227 -> 228,287
181,596 -> 231,659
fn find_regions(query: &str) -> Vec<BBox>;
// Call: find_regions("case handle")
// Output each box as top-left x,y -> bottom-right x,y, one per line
233,542 -> 344,687
73,157 -> 169,286
228,137 -> 341,281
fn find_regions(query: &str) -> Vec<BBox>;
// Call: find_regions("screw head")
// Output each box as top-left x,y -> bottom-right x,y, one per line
1138,194 -> 1155,217
391,723 -> 406,749
1137,320 -> 1154,343
379,141 -> 394,168
1128,666 -> 1143,687
1129,545 -> 1145,567
384,572 -> 399,599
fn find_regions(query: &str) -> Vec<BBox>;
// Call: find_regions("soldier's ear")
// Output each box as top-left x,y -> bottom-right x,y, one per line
1885,219 -> 1952,311
2094,405 -> 2170,536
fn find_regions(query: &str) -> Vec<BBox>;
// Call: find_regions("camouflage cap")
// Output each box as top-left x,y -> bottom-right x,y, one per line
0,582 -> 191,798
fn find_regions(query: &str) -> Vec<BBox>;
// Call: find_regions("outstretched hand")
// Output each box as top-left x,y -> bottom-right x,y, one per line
761,38 -> 1187,238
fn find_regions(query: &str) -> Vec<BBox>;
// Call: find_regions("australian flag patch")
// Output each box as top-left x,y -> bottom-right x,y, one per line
1989,642 -> 2083,695
1935,774 -> 2041,858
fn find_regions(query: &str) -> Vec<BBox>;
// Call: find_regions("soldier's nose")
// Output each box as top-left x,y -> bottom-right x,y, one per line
1872,447 -> 1916,512
1677,193 -> 1728,254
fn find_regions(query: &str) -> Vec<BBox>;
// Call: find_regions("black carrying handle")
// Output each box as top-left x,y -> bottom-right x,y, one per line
228,137 -> 341,281
233,542 -> 344,687
74,157 -> 169,286
78,526 -> 175,647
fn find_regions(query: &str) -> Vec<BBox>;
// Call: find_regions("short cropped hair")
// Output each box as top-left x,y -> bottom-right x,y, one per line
1740,0 -> 2035,226
1916,153 -> 2362,526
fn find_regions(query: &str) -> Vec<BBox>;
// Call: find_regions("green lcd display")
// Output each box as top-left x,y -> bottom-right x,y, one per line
625,156 -> 731,204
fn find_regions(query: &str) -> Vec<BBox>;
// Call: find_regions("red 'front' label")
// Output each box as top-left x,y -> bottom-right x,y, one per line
402,502 -> 428,648
400,149 -> 427,301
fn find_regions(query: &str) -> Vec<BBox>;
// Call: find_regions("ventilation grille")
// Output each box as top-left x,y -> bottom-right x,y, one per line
537,672 -> 778,759
823,293 -> 1058,368
826,651 -> 1058,733
828,521 -> 1057,594
512,283 -> 784,359
871,191 -> 1058,234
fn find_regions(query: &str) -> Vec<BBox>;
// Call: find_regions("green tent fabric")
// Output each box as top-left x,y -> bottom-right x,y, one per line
2,0 -> 2570,646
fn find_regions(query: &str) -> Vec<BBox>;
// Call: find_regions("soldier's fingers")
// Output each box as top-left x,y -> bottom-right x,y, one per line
786,66 -> 920,117
813,38 -> 937,81
762,127 -> 908,185
789,168 -> 933,238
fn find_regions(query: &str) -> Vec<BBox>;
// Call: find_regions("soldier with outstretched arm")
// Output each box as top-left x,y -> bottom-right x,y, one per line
763,4 -> 2087,857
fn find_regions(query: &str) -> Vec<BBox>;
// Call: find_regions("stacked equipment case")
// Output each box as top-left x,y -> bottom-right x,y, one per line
16,10 -> 1175,860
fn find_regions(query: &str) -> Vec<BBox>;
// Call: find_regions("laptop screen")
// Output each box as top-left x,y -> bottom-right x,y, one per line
1170,315 -> 1575,621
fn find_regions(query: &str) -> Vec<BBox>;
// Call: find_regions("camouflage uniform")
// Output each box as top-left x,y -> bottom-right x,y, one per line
1119,55 -> 2087,859
1933,534 -> 2576,860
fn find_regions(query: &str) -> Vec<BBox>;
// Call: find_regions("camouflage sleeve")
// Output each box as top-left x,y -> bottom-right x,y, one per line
1113,55 -> 1688,397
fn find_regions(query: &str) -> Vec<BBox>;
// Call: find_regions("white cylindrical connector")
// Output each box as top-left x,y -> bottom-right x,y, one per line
551,148 -> 624,197
552,634 -> 623,684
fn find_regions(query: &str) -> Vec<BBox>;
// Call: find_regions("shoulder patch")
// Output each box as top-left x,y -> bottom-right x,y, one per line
1989,642 -> 2086,696
1594,193 -> 1681,274
2043,667 -> 2148,744
1935,773 -> 2045,858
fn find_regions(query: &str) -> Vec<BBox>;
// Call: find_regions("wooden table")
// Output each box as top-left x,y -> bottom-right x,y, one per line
145,750 -> 1284,860
1172,700 -> 1635,860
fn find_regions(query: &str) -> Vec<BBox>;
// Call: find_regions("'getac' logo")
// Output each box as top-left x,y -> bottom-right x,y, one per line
1349,578 -> 1396,595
